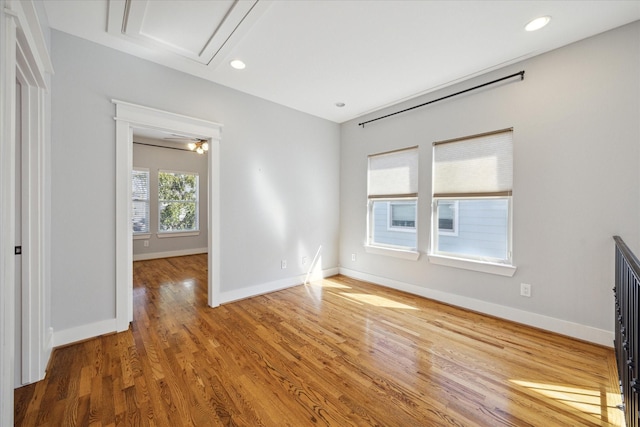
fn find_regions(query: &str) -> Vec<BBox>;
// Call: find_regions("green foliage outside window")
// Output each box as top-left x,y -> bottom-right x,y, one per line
158,171 -> 198,232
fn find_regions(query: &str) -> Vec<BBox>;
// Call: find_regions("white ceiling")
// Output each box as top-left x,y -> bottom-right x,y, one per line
42,0 -> 640,123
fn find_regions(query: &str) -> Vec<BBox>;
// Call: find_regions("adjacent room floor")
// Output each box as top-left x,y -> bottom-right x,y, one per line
15,254 -> 623,426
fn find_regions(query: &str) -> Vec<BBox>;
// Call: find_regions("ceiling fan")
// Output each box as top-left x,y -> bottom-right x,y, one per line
165,134 -> 209,154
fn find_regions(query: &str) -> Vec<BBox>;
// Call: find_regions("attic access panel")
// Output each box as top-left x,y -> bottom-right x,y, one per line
108,0 -> 258,65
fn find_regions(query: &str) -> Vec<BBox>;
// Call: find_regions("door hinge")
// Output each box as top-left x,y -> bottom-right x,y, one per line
15,246 -> 22,255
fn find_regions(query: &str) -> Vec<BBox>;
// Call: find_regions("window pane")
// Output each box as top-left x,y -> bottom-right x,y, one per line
132,200 -> 149,233
158,172 -> 197,201
371,200 -> 417,249
435,198 -> 509,261
159,201 -> 197,231
132,169 -> 149,234
132,170 -> 149,199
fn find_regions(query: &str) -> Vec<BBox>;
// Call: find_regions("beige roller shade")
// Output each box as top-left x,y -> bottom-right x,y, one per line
368,146 -> 418,199
433,129 -> 512,198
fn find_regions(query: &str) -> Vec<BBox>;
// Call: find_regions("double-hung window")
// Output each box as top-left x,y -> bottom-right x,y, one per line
158,170 -> 199,233
132,168 -> 150,234
431,128 -> 513,266
367,146 -> 419,257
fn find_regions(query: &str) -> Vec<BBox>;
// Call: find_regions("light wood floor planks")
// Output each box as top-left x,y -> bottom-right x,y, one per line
15,254 -> 624,426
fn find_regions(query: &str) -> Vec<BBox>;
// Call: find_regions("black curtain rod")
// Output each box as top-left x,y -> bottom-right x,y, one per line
358,70 -> 525,128
133,141 -> 193,152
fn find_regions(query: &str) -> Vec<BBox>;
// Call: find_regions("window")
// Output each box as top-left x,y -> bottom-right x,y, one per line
132,168 -> 149,234
437,200 -> 458,235
431,128 -> 513,264
367,146 -> 419,254
389,201 -> 416,229
158,170 -> 199,233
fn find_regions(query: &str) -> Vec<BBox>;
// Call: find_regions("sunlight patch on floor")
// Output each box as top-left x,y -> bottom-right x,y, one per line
307,279 -> 351,289
339,293 -> 418,310
510,380 -> 624,426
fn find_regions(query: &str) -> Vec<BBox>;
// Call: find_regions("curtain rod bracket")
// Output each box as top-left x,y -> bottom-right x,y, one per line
358,70 -> 525,128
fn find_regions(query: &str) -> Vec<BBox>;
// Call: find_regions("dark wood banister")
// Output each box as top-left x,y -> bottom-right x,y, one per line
614,235 -> 640,276
613,235 -> 639,427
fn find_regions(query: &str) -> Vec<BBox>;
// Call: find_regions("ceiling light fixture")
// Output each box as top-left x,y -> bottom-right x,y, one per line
525,16 -> 551,32
335,102 -> 346,108
230,59 -> 246,70
187,140 -> 209,154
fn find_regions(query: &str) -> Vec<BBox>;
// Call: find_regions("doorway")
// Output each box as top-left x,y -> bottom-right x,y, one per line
1,3 -> 54,424
113,100 -> 223,332
131,127 -> 210,264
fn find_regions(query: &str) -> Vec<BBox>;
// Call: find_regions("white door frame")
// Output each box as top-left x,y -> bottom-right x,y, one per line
113,100 -> 222,332
1,0 -> 53,425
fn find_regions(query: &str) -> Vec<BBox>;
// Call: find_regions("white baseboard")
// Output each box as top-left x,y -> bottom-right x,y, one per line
218,267 -> 340,305
53,318 -> 117,348
339,268 -> 613,347
133,247 -> 208,261
51,267 -> 341,348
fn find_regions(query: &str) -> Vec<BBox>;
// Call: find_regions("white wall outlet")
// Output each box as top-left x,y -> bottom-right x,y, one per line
281,259 -> 287,269
302,256 -> 307,265
520,283 -> 531,297
144,240 -> 149,247
351,253 -> 356,262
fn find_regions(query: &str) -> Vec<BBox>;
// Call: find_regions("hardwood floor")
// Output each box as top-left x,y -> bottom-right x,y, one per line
15,254 -> 623,426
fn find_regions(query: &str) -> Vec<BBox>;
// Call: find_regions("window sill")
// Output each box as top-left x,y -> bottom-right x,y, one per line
364,245 -> 420,261
157,231 -> 200,239
133,233 -> 151,240
428,254 -> 516,277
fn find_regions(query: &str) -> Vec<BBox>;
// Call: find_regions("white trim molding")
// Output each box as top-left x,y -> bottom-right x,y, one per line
364,244 -> 420,261
1,0 -> 53,424
428,254 -> 517,277
113,100 -> 223,331
53,319 -> 117,348
0,7 -> 18,424
156,231 -> 200,238
218,267 -> 340,305
133,247 -> 208,262
339,267 -> 613,347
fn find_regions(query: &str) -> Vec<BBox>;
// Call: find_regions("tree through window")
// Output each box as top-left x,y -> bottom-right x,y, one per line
158,171 -> 199,232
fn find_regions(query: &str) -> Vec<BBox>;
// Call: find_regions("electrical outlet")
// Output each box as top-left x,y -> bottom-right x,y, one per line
144,240 -> 149,247
302,256 -> 307,265
520,283 -> 531,297
351,253 -> 356,262
281,260 -> 287,269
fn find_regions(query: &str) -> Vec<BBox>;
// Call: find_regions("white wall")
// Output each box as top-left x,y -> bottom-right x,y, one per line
339,22 -> 640,345
50,31 -> 340,336
132,137 -> 208,259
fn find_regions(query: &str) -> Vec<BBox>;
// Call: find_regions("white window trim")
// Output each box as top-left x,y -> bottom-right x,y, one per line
365,244 -> 420,261
367,146 -> 419,258
133,233 -> 151,240
428,254 -> 516,277
156,231 -> 200,238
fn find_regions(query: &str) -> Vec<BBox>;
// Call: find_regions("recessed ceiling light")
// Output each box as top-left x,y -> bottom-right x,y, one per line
335,102 -> 346,108
230,59 -> 246,70
525,16 -> 551,32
